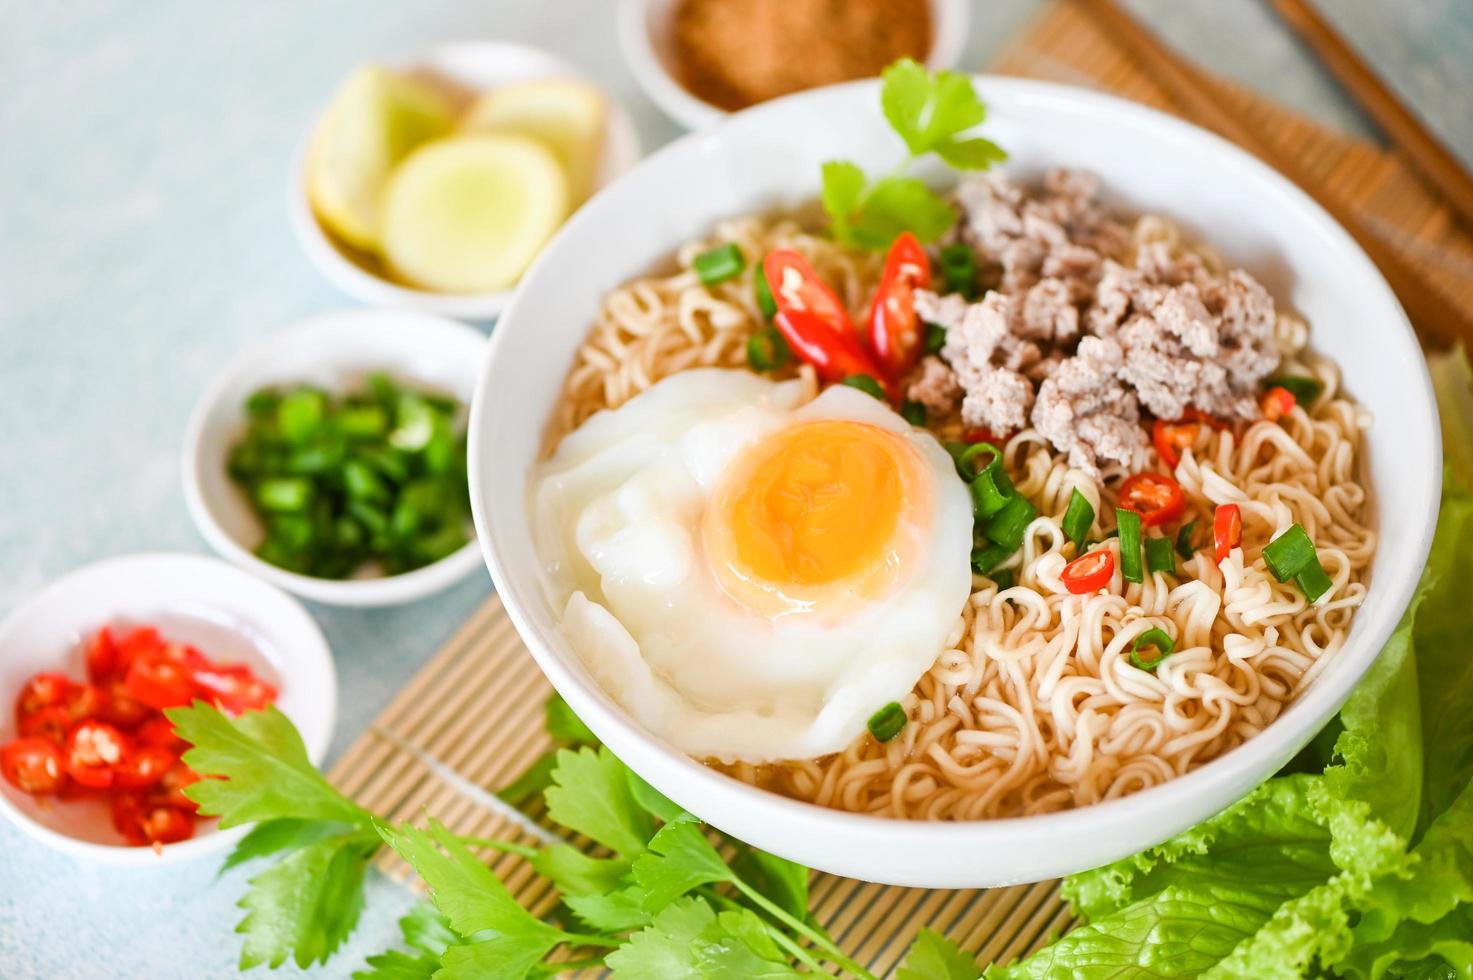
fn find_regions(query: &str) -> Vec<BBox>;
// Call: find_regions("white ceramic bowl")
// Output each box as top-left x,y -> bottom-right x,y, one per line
467,77 -> 1441,887
290,41 -> 643,321
0,553 -> 336,863
183,309 -> 486,607
617,0 -> 971,130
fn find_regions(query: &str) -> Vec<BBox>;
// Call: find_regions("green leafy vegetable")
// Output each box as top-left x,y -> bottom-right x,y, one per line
168,702 -> 370,828
821,59 -> 1005,249
353,903 -> 457,980
994,347 -> 1473,978
898,928 -> 981,980
496,694 -> 600,806
545,746 -> 657,858
235,830 -> 376,969
167,703 -> 380,970
377,818 -> 590,977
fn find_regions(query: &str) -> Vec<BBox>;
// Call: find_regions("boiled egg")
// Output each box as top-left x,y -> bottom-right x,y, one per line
530,369 -> 972,763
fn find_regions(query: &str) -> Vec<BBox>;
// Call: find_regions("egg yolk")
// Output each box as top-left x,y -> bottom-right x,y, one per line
705,420 -> 924,614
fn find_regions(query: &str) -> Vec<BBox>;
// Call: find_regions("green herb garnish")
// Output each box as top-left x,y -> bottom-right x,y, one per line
1116,507 -> 1143,584
867,702 -> 907,742
1063,489 -> 1095,551
1127,628 -> 1175,672
692,242 -> 745,285
841,373 -> 887,400
746,327 -> 791,372
821,60 -> 1006,249
1145,536 -> 1176,575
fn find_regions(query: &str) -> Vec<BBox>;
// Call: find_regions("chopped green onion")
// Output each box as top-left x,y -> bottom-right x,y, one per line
1296,558 -> 1334,603
245,390 -> 279,418
693,243 -> 745,285
970,541 -> 1014,574
841,374 -> 886,400
985,495 -> 1037,551
1128,628 -> 1176,672
276,389 -> 326,445
900,400 -> 927,426
1263,523 -> 1317,582
867,702 -> 907,742
939,244 -> 978,298
256,477 -> 313,513
754,259 -> 778,319
1062,489 -> 1094,550
343,459 -> 390,503
924,322 -> 947,354
1175,520 -> 1199,560
746,328 -> 790,372
336,405 -> 388,439
1146,536 -> 1175,574
970,464 -> 1014,519
956,441 -> 1003,480
1267,375 -> 1323,406
1116,507 -> 1143,584
991,568 -> 1016,591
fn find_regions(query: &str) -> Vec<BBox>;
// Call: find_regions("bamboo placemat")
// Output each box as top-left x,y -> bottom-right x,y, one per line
326,4 -> 1473,973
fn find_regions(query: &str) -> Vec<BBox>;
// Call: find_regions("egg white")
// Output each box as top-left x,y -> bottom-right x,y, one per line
530,368 -> 973,763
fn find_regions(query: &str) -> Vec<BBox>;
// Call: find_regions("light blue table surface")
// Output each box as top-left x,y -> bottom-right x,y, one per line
2,1 -> 1469,976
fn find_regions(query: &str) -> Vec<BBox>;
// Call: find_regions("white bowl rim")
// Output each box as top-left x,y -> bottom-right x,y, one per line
182,308 -> 486,607
615,0 -> 972,131
468,74 -> 1441,885
289,39 -> 644,321
0,552 -> 337,864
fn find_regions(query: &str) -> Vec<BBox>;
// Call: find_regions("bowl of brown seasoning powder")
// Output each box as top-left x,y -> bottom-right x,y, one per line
616,0 -> 970,129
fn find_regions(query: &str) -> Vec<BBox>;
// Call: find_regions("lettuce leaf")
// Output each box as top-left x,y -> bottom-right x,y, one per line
996,350 -> 1473,979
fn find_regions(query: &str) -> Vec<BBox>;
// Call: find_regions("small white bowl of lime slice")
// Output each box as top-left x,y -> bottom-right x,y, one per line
291,42 -> 642,321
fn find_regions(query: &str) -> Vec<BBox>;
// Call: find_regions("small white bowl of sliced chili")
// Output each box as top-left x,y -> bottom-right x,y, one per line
0,553 -> 335,863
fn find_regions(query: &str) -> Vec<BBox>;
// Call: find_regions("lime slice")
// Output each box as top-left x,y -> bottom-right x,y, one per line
380,133 -> 569,293
460,77 -> 606,204
306,65 -> 456,251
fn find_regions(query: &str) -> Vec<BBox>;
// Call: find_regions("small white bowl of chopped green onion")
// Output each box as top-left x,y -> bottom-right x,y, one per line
183,309 -> 487,606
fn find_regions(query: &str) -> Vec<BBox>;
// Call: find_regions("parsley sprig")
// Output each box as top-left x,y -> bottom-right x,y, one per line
169,697 -> 983,978
822,59 -> 1007,250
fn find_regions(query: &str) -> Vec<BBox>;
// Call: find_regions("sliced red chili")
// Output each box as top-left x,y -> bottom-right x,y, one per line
148,761 -> 201,813
136,717 -> 186,752
85,626 -> 121,683
773,309 -> 891,391
113,745 -> 177,791
64,683 -> 105,723
763,250 -> 854,335
111,790 -> 196,845
1152,418 -> 1200,470
110,791 -> 150,845
1,737 -> 67,795
98,679 -> 152,730
1062,550 -> 1115,594
18,705 -> 71,745
193,665 -> 278,715
962,426 -> 1006,446
1261,386 -> 1295,422
1118,472 -> 1187,528
866,232 -> 931,379
122,650 -> 196,710
115,626 -> 163,673
15,672 -> 73,721
142,804 -> 195,845
1214,503 -> 1243,564
64,719 -> 131,789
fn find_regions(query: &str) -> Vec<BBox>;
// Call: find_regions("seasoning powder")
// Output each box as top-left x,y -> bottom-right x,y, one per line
671,0 -> 933,111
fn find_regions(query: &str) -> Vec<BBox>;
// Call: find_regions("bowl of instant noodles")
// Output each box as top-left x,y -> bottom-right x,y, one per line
467,72 -> 1439,887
